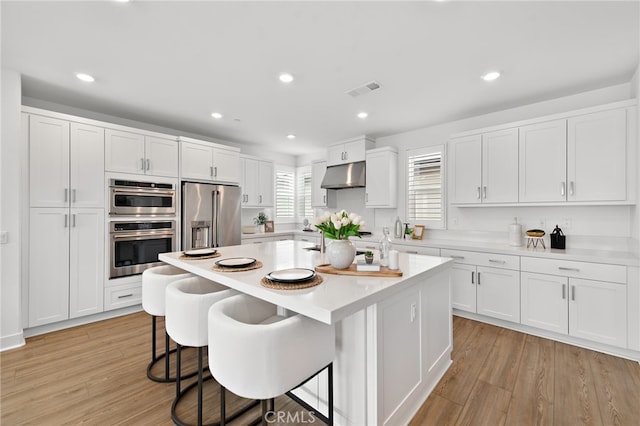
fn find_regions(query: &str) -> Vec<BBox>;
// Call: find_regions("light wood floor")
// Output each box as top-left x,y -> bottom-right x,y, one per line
2,313 -> 639,425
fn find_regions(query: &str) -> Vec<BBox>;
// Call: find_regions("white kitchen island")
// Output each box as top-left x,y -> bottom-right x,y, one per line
159,240 -> 453,426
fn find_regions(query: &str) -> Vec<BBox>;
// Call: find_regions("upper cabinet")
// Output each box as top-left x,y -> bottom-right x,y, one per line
180,137 -> 240,184
327,136 -> 375,166
105,129 -> 178,177
30,115 -> 104,209
450,101 -> 636,206
311,160 -> 335,208
365,147 -> 398,208
450,128 -> 518,204
240,156 -> 274,207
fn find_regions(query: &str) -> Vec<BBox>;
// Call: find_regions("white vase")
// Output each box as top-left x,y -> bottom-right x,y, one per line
326,239 -> 356,269
258,224 -> 265,233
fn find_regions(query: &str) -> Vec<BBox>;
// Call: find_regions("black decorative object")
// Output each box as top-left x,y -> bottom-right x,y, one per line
550,225 -> 566,249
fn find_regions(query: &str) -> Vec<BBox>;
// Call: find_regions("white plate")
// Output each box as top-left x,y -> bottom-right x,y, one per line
216,257 -> 257,268
184,248 -> 217,257
266,268 -> 316,283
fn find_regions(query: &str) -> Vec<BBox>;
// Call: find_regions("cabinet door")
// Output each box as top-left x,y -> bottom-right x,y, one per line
258,161 -> 274,206
450,135 -> 482,204
450,263 -> 476,313
482,128 -> 519,203
70,123 -> 104,208
519,120 -> 567,202
365,150 -> 397,208
29,208 -> 69,326
520,272 -> 568,334
311,161 -> 328,207
242,158 -> 259,206
145,136 -> 178,177
181,142 -> 213,181
29,115 -> 70,208
105,129 -> 145,174
344,140 -> 366,163
212,147 -> 240,183
569,278 -> 627,348
476,266 -> 520,323
327,144 -> 345,166
69,209 -> 104,319
567,108 -> 627,202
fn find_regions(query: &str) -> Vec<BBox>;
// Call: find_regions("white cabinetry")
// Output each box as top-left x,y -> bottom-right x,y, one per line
520,257 -> 627,348
394,243 -> 440,257
180,138 -> 240,183
105,129 -> 178,177
365,147 -> 397,208
326,136 -> 374,166
311,161 -> 335,208
240,156 -> 274,207
442,249 -> 520,323
450,129 -> 518,204
519,120 -> 567,202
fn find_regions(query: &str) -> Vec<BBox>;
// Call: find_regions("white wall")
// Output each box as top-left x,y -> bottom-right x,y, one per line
1,69 -> 25,350
371,82 -> 636,248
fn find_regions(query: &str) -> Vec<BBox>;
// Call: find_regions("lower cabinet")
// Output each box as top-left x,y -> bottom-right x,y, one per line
29,208 -> 104,327
521,271 -> 627,348
443,249 -> 520,324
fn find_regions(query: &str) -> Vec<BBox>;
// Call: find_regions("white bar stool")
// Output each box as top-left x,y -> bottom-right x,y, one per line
208,293 -> 335,425
142,264 -> 193,383
165,276 -> 238,426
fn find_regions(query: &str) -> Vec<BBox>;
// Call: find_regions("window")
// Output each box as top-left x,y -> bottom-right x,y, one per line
406,146 -> 445,228
296,167 -> 313,219
275,168 -> 295,220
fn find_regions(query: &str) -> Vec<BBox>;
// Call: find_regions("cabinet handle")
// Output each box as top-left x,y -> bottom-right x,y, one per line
483,186 -> 487,199
451,255 -> 464,260
365,245 -> 376,249
259,195 -> 262,204
72,214 -> 76,227
323,194 -> 326,204
72,189 -> 77,203
406,250 -> 418,254
64,214 -> 68,228
569,181 -> 574,196
471,271 -> 475,284
210,166 -> 214,177
214,166 -> 218,177
476,187 -> 481,199
146,158 -> 150,171
561,182 -> 566,197
488,259 -> 506,264
64,188 -> 68,202
118,294 -> 133,299
344,151 -> 348,161
558,266 -> 580,272
477,272 -> 481,285
562,284 -> 566,299
140,158 -> 145,170
571,285 -> 575,301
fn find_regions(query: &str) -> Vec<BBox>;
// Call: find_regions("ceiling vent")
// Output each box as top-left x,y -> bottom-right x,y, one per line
346,80 -> 381,97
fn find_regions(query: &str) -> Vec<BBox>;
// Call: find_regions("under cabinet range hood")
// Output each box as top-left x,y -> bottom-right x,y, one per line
320,161 -> 366,189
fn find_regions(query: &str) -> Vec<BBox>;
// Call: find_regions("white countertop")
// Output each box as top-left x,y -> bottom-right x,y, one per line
159,240 -> 452,325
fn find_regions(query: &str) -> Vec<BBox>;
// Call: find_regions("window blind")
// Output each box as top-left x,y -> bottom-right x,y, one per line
297,171 -> 313,218
407,150 -> 442,221
275,170 -> 295,218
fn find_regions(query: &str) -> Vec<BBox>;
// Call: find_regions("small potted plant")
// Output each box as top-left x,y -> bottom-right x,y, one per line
254,212 -> 267,233
364,251 -> 374,264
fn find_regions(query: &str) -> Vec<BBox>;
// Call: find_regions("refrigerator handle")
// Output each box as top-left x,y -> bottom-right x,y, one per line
212,190 -> 220,247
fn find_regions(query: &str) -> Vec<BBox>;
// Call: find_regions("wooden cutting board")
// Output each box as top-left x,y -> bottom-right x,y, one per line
315,263 -> 403,277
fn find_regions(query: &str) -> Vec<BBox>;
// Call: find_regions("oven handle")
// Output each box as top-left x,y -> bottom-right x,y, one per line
112,232 -> 175,240
111,188 -> 175,196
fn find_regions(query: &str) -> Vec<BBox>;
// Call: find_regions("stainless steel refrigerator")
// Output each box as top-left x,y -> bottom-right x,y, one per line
181,182 -> 242,250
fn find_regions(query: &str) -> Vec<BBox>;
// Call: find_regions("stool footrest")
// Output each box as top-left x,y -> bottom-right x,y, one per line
146,348 -> 198,383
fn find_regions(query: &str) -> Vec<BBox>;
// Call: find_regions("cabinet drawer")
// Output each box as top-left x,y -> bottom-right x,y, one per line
521,257 -> 626,284
396,245 -> 440,256
441,249 -> 519,270
104,282 -> 141,311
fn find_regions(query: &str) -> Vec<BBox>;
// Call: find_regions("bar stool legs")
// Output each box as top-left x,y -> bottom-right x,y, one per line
146,316 -> 197,383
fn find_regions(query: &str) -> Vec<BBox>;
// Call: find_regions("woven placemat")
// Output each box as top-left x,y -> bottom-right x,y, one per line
260,274 -> 323,290
179,252 -> 222,260
212,260 -> 263,272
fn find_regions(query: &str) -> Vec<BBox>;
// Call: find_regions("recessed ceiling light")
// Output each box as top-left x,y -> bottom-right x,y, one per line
481,71 -> 501,82
287,134 -> 296,140
279,73 -> 294,83
357,112 -> 369,119
75,73 -> 95,82
211,112 -> 223,119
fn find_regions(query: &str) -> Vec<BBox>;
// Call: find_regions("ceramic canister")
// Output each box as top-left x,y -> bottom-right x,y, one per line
509,219 -> 523,247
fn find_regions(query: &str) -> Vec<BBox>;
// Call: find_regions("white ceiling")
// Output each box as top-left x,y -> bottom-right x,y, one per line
2,1 -> 639,156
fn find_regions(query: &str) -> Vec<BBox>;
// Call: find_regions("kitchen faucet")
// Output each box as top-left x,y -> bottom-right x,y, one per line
320,231 -> 326,254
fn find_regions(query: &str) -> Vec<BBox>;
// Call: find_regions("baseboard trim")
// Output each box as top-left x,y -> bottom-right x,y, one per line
0,332 -> 26,352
